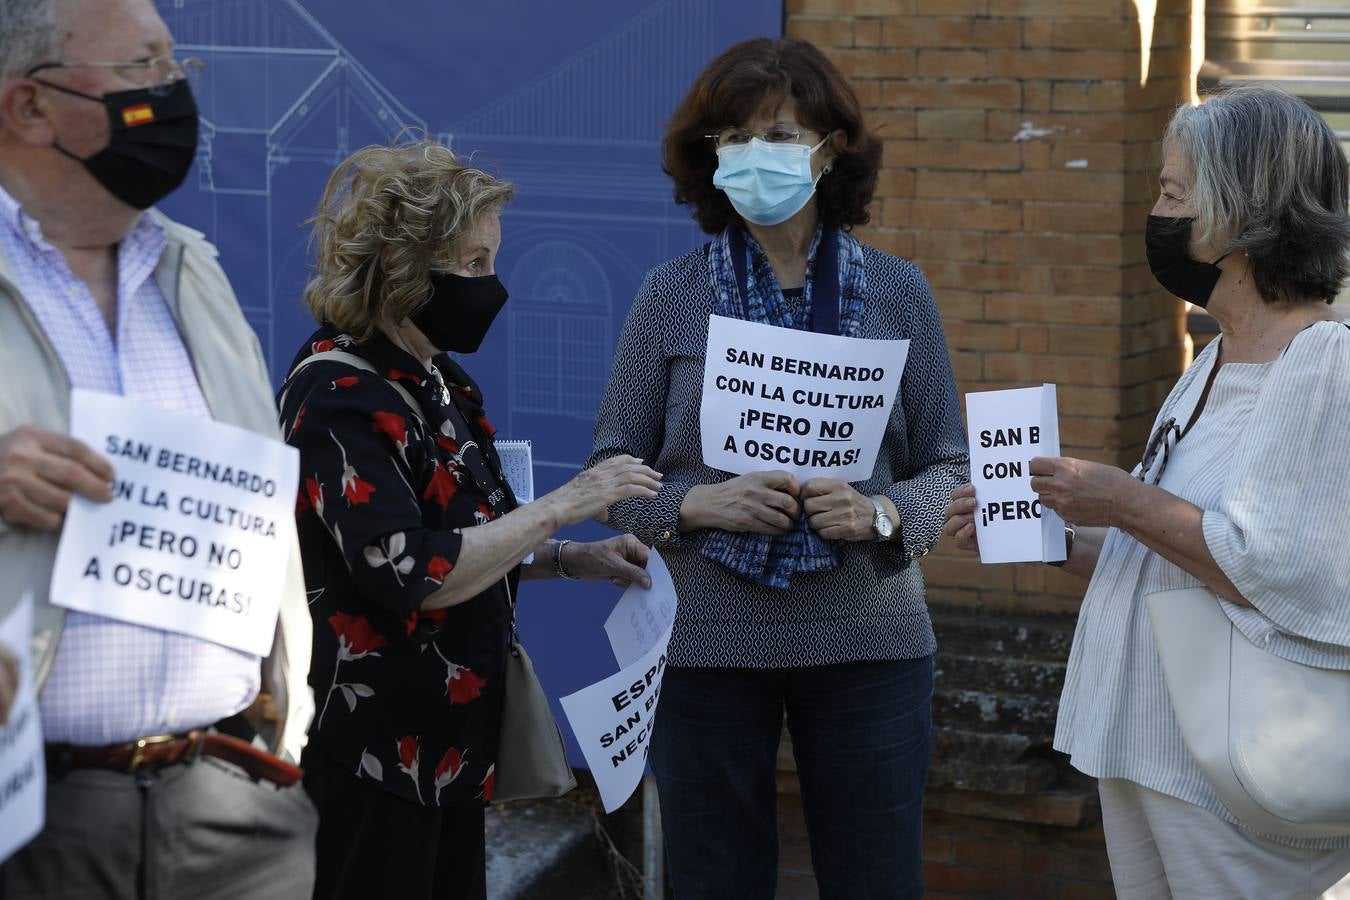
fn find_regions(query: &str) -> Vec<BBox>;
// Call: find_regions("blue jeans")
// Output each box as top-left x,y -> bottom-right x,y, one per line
650,657 -> 933,900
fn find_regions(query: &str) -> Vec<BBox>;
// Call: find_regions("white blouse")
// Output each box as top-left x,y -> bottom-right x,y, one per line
1054,320 -> 1350,848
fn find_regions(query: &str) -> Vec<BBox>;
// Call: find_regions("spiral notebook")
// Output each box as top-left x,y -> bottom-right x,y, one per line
495,439 -> 534,563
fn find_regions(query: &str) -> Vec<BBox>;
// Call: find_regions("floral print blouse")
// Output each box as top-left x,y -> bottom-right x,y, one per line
278,324 -> 517,807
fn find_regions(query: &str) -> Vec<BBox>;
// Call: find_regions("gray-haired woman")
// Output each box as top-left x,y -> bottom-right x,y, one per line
945,84 -> 1350,897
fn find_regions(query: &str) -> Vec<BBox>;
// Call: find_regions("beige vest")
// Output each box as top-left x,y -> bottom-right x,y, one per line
0,211 -> 313,760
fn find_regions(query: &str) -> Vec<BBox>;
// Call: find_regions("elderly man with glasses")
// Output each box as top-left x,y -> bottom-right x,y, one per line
0,1 -> 317,897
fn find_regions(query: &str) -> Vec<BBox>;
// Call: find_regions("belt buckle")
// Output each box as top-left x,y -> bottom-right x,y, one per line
127,734 -> 177,773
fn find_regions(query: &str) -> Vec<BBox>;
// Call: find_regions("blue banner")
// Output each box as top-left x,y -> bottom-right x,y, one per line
155,0 -> 782,766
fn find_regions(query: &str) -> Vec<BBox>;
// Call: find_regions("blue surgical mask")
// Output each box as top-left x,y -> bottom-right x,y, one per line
712,134 -> 831,226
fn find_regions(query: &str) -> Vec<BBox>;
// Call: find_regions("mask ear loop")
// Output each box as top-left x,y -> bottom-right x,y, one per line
812,130 -> 842,186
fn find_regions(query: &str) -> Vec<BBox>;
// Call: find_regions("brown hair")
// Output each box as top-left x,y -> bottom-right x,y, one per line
662,37 -> 882,234
303,139 -> 514,340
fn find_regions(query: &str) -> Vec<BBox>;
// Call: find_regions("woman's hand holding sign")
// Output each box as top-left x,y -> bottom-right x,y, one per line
1027,456 -> 1136,528
941,483 -> 979,553
680,470 -> 801,535
0,426 -> 114,531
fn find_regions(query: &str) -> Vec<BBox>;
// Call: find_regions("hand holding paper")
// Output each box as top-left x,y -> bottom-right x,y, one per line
561,549 -> 678,812
1028,456 -> 1138,529
0,426 -> 114,531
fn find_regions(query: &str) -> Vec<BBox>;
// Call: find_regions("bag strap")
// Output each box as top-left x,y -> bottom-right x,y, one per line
284,349 -> 523,637
280,349 -> 424,424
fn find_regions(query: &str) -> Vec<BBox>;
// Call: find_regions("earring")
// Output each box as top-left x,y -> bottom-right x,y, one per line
822,164 -> 833,174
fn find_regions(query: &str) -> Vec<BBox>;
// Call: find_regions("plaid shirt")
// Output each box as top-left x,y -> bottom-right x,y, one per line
0,186 -> 259,745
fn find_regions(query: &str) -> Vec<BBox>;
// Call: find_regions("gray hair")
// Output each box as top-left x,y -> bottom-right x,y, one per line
0,0 -> 59,84
1164,82 -> 1350,304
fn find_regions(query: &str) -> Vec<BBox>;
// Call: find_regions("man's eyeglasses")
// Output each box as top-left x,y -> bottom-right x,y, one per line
1137,417 -> 1182,485
704,126 -> 812,149
26,54 -> 205,96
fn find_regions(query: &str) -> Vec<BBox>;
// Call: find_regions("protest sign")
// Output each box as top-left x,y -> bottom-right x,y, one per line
0,593 -> 44,865
603,550 -> 676,669
560,550 -> 678,813
700,315 -> 908,483
966,385 -> 1067,564
50,390 -> 300,656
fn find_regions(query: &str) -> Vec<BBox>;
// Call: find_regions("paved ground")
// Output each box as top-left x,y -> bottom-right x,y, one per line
485,783 -> 634,900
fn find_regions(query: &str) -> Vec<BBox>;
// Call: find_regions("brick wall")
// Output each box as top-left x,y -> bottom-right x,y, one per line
781,0 -> 1197,895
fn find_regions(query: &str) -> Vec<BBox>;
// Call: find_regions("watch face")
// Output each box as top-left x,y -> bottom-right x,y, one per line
874,512 -> 893,539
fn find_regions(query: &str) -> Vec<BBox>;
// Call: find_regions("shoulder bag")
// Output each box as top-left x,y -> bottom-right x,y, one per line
1144,325 -> 1350,839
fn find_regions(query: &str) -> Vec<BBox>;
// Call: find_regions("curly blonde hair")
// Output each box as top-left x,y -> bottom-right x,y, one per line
303,139 -> 515,340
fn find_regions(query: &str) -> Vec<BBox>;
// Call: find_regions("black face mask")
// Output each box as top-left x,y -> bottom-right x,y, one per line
413,272 -> 509,354
37,77 -> 199,210
1145,215 -> 1231,308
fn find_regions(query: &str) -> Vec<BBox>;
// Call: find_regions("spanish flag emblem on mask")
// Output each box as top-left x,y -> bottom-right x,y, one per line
121,103 -> 155,127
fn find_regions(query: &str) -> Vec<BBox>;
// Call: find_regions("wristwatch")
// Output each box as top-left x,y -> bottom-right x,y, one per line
868,497 -> 895,542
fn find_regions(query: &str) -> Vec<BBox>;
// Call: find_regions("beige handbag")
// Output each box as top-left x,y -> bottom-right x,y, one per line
493,580 -> 577,802
1146,587 -> 1350,840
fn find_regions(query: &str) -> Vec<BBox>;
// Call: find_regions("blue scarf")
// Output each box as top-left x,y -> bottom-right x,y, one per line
698,224 -> 869,589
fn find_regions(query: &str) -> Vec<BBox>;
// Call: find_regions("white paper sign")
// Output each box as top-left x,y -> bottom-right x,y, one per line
495,440 -> 534,563
966,385 -> 1067,564
560,550 -> 677,813
50,390 -> 300,656
603,550 -> 677,669
0,592 -> 44,864
700,315 -> 909,482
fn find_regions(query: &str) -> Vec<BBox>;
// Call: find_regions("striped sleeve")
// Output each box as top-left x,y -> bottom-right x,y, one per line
1204,323 -> 1350,653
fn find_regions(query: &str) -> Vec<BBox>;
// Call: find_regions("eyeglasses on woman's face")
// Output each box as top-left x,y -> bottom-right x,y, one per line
703,124 -> 816,150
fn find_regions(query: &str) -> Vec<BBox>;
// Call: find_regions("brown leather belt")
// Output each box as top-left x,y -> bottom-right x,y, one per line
45,730 -> 303,787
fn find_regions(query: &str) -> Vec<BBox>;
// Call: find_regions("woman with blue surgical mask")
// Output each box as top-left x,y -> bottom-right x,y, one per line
587,37 -> 968,900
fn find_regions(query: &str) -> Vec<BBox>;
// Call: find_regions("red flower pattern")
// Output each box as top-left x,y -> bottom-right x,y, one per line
396,735 -> 424,803
422,461 -> 458,508
444,660 -> 486,705
371,411 -> 408,455
476,414 -> 496,437
332,376 -> 360,389
387,367 -> 425,386
404,607 -> 448,637
435,747 -> 466,802
329,612 -> 388,661
426,555 -> 454,584
479,765 -> 495,802
306,477 -> 324,518
312,339 -> 336,353
342,470 -> 376,505
289,405 -> 306,439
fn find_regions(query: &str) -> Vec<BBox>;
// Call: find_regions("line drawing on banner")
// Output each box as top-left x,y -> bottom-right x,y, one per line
151,0 -> 782,768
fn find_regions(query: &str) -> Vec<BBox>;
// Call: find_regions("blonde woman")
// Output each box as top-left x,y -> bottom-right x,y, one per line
278,140 -> 661,900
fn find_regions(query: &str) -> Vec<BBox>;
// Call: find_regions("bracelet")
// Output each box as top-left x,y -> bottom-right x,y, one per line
553,539 -> 580,580
1048,526 -> 1075,567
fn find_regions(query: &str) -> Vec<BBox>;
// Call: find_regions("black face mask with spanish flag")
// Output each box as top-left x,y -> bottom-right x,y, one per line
35,77 -> 199,210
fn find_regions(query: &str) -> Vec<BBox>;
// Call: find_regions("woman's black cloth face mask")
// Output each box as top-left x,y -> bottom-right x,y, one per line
1145,215 -> 1232,308
412,272 -> 510,354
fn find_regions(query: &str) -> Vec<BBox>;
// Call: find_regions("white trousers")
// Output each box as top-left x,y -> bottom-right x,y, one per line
1100,779 -> 1350,900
